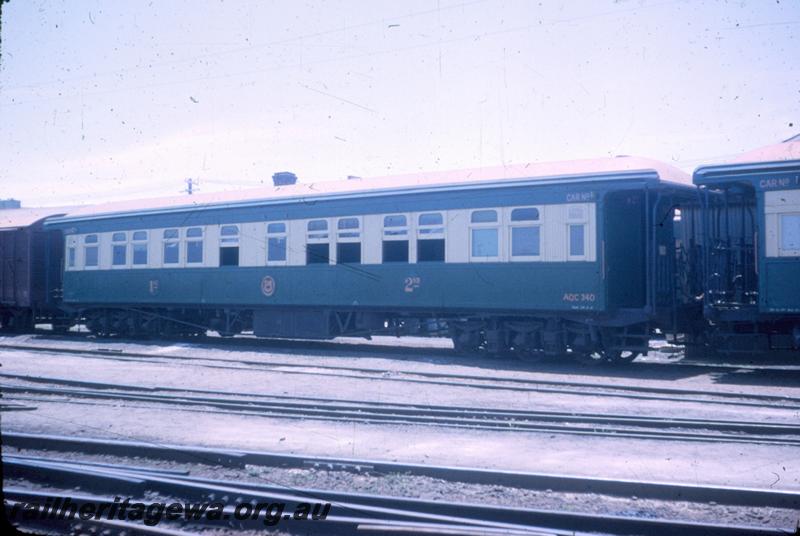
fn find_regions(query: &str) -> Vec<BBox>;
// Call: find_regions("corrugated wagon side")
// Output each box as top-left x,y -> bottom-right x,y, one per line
0,209 -> 68,331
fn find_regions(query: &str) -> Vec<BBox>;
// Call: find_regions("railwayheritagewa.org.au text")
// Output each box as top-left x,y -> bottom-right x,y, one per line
6,496 -> 331,527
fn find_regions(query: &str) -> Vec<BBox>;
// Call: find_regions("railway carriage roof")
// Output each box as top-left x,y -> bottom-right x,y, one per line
0,207 -> 72,230
47,156 -> 689,224
694,136 -> 800,185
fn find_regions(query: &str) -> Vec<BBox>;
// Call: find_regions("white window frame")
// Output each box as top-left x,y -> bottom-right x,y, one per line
416,211 -> 446,263
383,214 -> 410,240
83,234 -> 99,270
508,206 -> 543,261
267,222 -> 289,265
382,213 -> 411,263
220,224 -> 240,245
66,244 -> 76,269
110,231 -> 128,268
566,204 -> 589,261
335,216 -> 362,264
131,230 -> 148,267
163,228 -> 182,267
306,218 -> 331,264
469,209 -> 500,262
336,216 -> 362,243
778,212 -> 800,257
185,226 -> 205,265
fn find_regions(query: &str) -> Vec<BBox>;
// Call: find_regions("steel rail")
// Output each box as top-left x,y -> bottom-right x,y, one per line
5,432 -> 800,509
4,457 -> 792,536
3,373 -> 800,435
4,380 -> 800,446
3,490 -> 562,536
2,343 -> 799,410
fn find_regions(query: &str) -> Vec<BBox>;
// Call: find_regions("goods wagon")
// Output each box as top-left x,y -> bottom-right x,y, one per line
0,208 -> 68,330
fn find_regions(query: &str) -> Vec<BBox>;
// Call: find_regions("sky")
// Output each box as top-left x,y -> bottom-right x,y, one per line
0,0 -> 798,207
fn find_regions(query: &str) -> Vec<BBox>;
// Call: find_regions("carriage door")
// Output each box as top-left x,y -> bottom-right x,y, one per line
604,190 -> 646,309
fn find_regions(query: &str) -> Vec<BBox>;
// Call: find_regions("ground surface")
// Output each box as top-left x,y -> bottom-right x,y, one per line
2,333 -> 800,533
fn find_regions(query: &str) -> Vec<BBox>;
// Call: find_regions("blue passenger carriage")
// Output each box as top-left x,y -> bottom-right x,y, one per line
693,136 -> 800,355
45,157 -> 699,363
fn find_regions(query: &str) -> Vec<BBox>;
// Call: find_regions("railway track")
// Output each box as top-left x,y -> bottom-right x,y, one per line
4,373 -> 800,447
4,432 -> 798,535
3,342 -> 800,411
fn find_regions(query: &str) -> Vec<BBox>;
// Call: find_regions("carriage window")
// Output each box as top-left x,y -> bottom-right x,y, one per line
418,212 -> 444,234
337,242 -> 361,264
112,232 -> 127,266
383,215 -> 409,263
337,217 -> 360,238
267,222 -> 287,262
163,229 -> 180,264
569,224 -> 585,257
510,207 -> 541,258
780,214 -> 800,254
471,210 -> 497,223
220,225 -> 239,243
566,204 -> 588,259
383,215 -> 407,235
306,243 -> 330,264
219,225 -> 239,266
336,218 -> 361,264
417,212 -> 445,262
132,231 -> 148,265
306,219 -> 330,264
67,247 -> 76,268
470,209 -> 499,259
84,234 -> 98,267
186,227 -> 204,263
308,219 -> 329,239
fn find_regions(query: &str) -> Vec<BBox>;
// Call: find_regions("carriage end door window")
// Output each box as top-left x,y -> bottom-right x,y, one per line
779,213 -> 800,256
566,205 -> 588,260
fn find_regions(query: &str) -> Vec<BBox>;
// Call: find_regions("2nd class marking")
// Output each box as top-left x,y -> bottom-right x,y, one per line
404,276 -> 421,293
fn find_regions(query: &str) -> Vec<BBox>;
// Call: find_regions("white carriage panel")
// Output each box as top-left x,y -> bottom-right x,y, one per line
205,226 -> 219,267
765,213 -> 779,257
544,205 -> 567,262
446,210 -> 469,263
362,214 -> 382,265
64,235 -> 78,271
239,222 -> 264,267
287,219 -> 306,266
587,203 -> 597,262
150,228 -> 164,268
765,190 -> 800,209
98,232 -> 111,269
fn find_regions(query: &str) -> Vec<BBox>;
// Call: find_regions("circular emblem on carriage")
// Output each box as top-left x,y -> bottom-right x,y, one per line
260,275 -> 276,297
